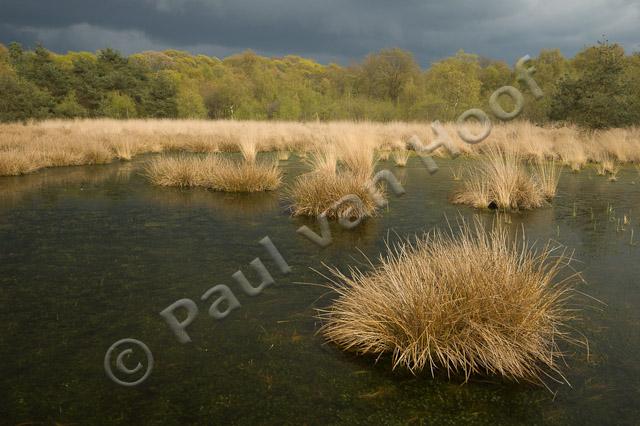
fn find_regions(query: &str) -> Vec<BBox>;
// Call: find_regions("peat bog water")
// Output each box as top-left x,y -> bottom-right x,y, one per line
0,155 -> 639,425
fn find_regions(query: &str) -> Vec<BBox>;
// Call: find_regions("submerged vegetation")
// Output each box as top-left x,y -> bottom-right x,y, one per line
319,219 -> 585,385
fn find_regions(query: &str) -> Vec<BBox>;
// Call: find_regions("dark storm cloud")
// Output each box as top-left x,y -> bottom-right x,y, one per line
1,0 -> 639,66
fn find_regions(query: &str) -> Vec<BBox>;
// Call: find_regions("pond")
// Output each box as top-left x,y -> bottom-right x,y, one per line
0,155 -> 639,425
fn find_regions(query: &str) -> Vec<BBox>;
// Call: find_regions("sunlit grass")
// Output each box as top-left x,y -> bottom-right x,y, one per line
0,150 -> 40,176
144,154 -> 282,192
453,147 -> 547,210
318,218 -> 585,386
391,149 -> 410,167
533,160 -> 561,199
277,151 -> 291,161
288,144 -> 380,219
451,165 -> 463,181
377,150 -> 391,161
288,171 -> 378,218
1,119 -> 639,177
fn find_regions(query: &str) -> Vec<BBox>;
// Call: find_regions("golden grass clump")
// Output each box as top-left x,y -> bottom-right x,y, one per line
288,172 -> 379,218
555,135 -> 587,172
336,136 -> 377,180
238,139 -> 258,164
109,139 -> 137,160
453,148 -> 548,210
391,149 -> 410,167
377,150 -> 391,161
451,165 -> 463,181
277,151 -> 291,161
0,150 -> 40,176
318,219 -> 584,385
596,154 -> 617,176
308,146 -> 338,176
289,143 -> 381,219
144,154 -> 281,192
533,160 -> 561,199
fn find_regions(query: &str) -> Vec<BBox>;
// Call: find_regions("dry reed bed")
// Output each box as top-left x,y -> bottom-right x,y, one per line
319,219 -> 585,385
1,119 -> 640,177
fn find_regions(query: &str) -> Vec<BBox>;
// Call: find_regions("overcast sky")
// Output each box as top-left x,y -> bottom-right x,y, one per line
1,0 -> 639,66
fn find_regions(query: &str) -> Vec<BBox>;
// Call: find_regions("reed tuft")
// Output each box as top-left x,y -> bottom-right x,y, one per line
319,219 -> 585,385
144,154 -> 281,192
453,147 -> 547,210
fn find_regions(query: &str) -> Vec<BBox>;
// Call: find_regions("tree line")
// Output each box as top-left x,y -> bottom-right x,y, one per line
0,40 -> 638,128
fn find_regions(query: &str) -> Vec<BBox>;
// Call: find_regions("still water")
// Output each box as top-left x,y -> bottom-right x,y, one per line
0,155 -> 639,425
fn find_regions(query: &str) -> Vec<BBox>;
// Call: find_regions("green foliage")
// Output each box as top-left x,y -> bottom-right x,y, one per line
0,43 -> 9,63
201,74 -> 255,119
70,54 -> 102,113
18,44 -> 71,100
479,60 -> 512,98
140,71 -> 177,118
518,49 -> 568,123
7,42 -> 23,65
624,53 -> 640,123
424,51 -> 483,120
54,90 -> 87,118
176,85 -> 207,119
0,42 -> 638,127
551,41 -> 633,128
97,48 -> 145,99
101,91 -> 137,118
359,48 -> 420,102
0,69 -> 52,122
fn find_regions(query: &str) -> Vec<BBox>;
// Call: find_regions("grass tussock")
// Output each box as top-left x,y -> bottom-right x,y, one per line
533,160 -> 561,199
556,136 -> 587,172
453,148 -> 554,210
318,219 -> 585,385
144,154 -> 281,192
0,150 -> 40,176
596,154 -> 617,176
377,150 -> 391,161
288,171 -> 379,218
392,149 -> 410,167
289,142 -> 381,219
451,165 -> 463,181
277,151 -> 291,161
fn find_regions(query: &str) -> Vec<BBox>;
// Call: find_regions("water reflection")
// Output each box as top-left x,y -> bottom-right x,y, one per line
0,162 -> 131,208
145,187 -> 282,219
